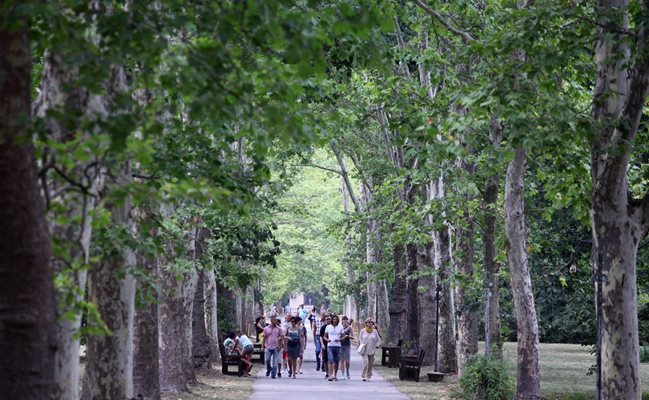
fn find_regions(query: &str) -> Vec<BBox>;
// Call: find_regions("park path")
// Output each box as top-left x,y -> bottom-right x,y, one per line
250,339 -> 408,400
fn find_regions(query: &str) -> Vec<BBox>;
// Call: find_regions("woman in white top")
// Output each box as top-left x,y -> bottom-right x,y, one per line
235,329 -> 254,377
358,318 -> 381,381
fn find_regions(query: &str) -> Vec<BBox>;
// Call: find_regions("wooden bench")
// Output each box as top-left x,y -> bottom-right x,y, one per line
398,348 -> 425,382
252,343 -> 265,364
381,339 -> 403,367
218,342 -> 243,376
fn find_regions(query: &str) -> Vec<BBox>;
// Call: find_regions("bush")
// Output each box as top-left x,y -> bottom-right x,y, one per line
455,355 -> 514,400
640,346 -> 649,363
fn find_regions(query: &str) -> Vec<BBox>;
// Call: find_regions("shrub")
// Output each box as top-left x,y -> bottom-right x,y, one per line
455,355 -> 514,400
640,346 -> 649,363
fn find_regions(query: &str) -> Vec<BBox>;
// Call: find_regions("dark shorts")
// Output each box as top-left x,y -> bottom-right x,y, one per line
242,344 -> 254,355
287,344 -> 301,358
327,346 -> 342,363
341,345 -> 351,362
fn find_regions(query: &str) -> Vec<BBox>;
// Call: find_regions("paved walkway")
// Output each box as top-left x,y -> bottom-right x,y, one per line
250,342 -> 407,400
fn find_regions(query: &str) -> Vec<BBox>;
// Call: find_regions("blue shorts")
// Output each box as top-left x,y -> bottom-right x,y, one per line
327,346 -> 342,363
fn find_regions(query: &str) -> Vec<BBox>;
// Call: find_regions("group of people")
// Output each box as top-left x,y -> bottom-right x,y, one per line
232,304 -> 383,383
260,313 -> 308,379
310,311 -> 382,382
222,329 -> 255,377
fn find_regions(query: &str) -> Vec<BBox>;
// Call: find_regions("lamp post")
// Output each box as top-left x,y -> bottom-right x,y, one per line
434,283 -> 440,372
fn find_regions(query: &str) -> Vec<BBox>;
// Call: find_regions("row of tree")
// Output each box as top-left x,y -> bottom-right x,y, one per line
317,1 -> 649,399
1,1 -> 649,399
0,1 -> 389,399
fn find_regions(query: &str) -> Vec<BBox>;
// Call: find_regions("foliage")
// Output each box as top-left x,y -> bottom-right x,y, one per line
455,355 -> 514,400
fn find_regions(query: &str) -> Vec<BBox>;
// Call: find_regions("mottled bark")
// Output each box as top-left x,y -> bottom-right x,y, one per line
590,2 -> 649,398
158,204 -> 192,392
133,255 -> 160,400
505,147 -> 541,399
81,205 -> 136,400
454,153 -> 478,376
429,178 -> 456,373
483,116 -> 502,360
182,270 -> 199,383
405,243 -> 419,346
204,269 -> 220,364
341,178 -> 359,322
417,243 -> 436,366
35,50 -> 107,400
0,15 -> 56,398
434,226 -> 457,373
454,215 -> 478,376
377,279 -> 390,337
388,242 -> 407,343
366,219 -> 380,320
192,271 -> 211,369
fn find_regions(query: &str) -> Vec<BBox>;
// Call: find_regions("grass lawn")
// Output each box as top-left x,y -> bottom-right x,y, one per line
375,342 -> 649,400
160,367 -> 253,400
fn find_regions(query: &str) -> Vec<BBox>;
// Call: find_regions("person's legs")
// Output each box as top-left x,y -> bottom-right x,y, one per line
265,348 -> 272,376
367,354 -> 374,380
333,347 -> 341,379
361,354 -> 369,380
322,346 -> 328,377
271,349 -> 279,378
314,338 -> 321,370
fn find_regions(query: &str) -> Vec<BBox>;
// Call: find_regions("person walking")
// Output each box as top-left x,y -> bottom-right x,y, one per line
262,316 -> 283,379
298,304 -> 308,325
312,312 -> 323,371
319,314 -> 331,378
297,318 -> 307,374
340,316 -> 353,380
286,316 -> 304,379
279,314 -> 291,377
324,314 -> 344,381
359,318 -> 381,382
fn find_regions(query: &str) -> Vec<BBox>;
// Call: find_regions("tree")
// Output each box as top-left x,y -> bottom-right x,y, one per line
591,1 -> 649,398
0,6 -> 55,398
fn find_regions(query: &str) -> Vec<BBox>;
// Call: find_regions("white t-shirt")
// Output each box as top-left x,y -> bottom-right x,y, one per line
325,324 -> 344,347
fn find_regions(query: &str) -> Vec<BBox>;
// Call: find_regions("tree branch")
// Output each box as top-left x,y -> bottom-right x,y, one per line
412,0 -> 476,43
330,142 -> 361,213
300,163 -> 342,176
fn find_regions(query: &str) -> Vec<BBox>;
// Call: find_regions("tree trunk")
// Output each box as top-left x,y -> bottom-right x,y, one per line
366,218 -> 381,320
454,155 -> 478,376
434,226 -> 457,373
133,254 -> 160,400
454,215 -> 478,376
590,2 -> 649,398
81,204 -> 136,400
341,177 -> 359,322
483,116 -> 502,360
504,147 -> 541,399
417,243 -> 436,366
35,50 -> 108,400
388,242 -> 408,344
377,279 -> 390,337
158,204 -> 192,393
429,177 -> 456,373
182,269 -> 199,383
204,269 -> 220,364
405,243 -> 419,347
0,15 -> 56,399
192,270 -> 211,369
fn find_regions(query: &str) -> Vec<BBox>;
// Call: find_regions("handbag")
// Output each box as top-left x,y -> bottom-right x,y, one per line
357,343 -> 367,355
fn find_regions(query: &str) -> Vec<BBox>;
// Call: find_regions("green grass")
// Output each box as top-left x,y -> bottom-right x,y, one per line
374,342 -> 649,400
